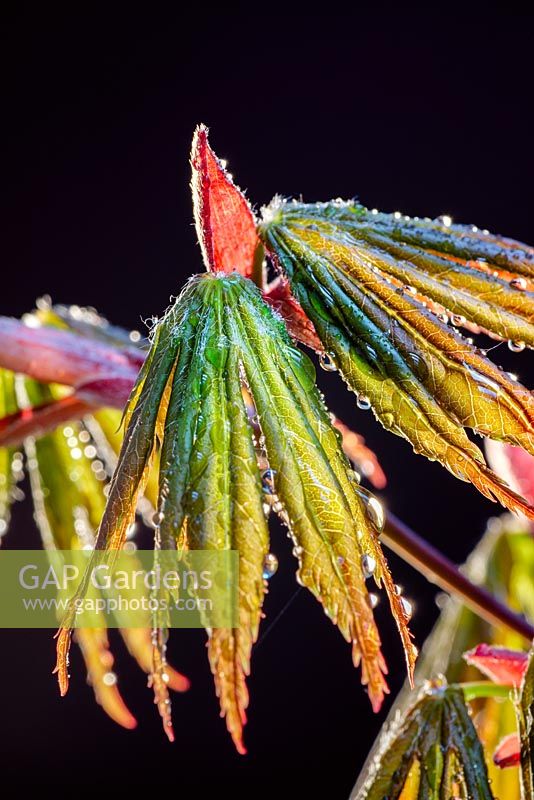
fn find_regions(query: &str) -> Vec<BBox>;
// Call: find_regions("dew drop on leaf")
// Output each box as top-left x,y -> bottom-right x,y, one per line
361,554 -> 377,578
510,276 -> 527,290
262,553 -> 279,580
356,394 -> 371,411
319,352 -> 337,372
508,340 -> 526,352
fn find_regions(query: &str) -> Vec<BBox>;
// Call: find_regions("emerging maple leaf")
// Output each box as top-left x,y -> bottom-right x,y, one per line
260,200 -> 534,519
55,272 -> 414,752
353,680 -> 494,799
1,125 -> 533,764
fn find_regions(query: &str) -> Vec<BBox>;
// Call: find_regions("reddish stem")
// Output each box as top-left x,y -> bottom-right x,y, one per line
383,512 -> 534,642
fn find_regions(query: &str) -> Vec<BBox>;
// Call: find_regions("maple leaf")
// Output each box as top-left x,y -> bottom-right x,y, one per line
464,644 -> 528,688
354,681 -> 494,799
486,439 -> 534,522
55,272 -> 414,752
191,124 -> 261,280
14,376 -> 188,727
493,732 -> 521,769
260,200 -> 534,519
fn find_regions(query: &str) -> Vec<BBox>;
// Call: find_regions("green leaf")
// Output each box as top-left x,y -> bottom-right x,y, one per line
63,272 -> 415,750
260,201 -> 534,519
517,647 -> 534,799
371,516 -> 533,799
355,682 -> 494,800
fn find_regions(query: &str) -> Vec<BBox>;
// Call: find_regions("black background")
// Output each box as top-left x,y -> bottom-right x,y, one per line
1,7 -> 533,798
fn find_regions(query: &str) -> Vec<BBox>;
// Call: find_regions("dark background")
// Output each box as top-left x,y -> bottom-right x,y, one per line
1,7 -> 533,798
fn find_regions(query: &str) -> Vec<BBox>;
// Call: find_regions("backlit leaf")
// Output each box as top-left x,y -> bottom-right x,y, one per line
191,124 -> 260,279
261,200 -> 534,518
16,378 -> 187,726
354,681 -> 493,799
59,272 -> 414,750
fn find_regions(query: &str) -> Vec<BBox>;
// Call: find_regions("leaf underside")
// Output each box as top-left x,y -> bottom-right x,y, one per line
261,201 -> 534,519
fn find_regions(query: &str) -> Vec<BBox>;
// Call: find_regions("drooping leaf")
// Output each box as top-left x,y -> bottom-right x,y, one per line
260,200 -> 534,519
191,124 -> 261,279
16,378 -> 187,726
353,681 -> 494,800
58,271 -> 414,750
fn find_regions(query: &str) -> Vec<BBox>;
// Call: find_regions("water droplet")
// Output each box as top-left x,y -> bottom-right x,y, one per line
292,545 -> 304,558
400,597 -> 413,620
361,554 -> 376,578
261,469 -> 277,494
152,510 -> 164,526
262,553 -> 279,580
451,314 -> 466,327
367,593 -> 379,609
510,277 -> 527,290
366,497 -> 385,532
436,312 -> 449,324
102,671 -> 117,686
319,352 -> 337,372
438,214 -> 452,227
348,469 -> 361,484
356,394 -> 371,411
508,340 -> 526,352
129,330 -> 142,342
262,502 -> 272,518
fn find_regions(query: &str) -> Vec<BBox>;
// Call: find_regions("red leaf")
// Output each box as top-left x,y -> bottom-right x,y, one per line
332,418 -> 387,490
486,439 -> 534,509
0,317 -> 141,388
493,732 -> 521,768
464,643 -> 528,687
264,276 -> 322,350
191,124 -> 259,277
0,395 -> 93,447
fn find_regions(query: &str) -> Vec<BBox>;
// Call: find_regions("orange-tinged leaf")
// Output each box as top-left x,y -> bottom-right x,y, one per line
120,627 -> 189,692
74,628 -> 137,730
261,201 -> 534,519
332,418 -> 387,490
191,124 -> 259,278
263,275 -> 322,350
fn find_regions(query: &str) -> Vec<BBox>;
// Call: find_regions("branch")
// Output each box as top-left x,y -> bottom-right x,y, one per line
383,511 -> 534,642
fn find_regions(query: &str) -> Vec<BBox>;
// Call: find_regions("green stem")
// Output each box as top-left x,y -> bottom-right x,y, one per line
459,682 -> 514,702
